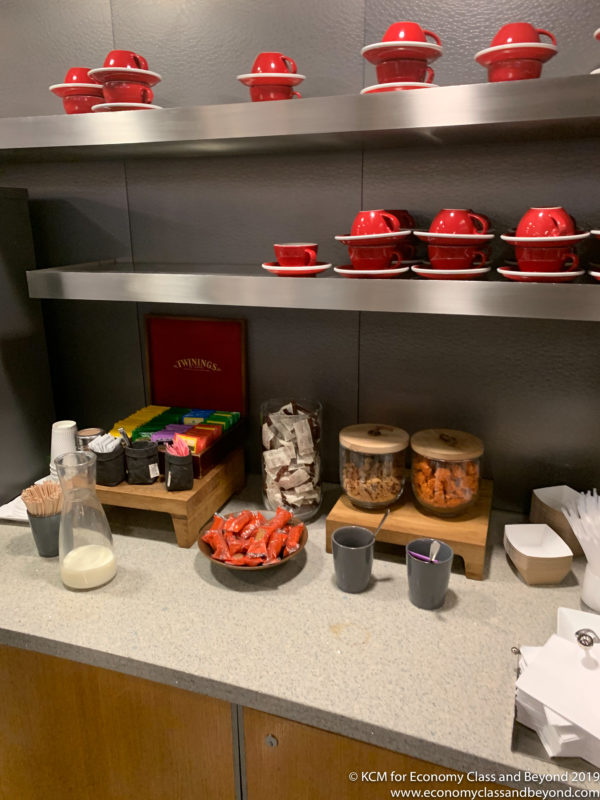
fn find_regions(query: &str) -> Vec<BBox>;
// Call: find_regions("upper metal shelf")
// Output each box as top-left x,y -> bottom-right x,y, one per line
26,261 -> 600,322
3,75 -> 600,161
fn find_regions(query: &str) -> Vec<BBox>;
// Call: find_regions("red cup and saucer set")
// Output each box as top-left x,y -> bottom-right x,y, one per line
49,67 -> 104,114
238,52 -> 305,102
411,209 -> 494,280
50,51 -> 162,114
361,21 -> 441,94
334,209 -> 415,279
475,22 -> 558,82
262,242 -> 331,277
499,206 -> 589,282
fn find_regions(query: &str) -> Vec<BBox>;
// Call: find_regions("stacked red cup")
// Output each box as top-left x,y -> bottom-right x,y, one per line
360,21 -> 442,95
411,210 -> 494,280
237,52 -> 305,102
333,210 -> 414,279
499,207 -> 589,283
88,50 -> 162,112
475,22 -> 557,82
49,67 -> 104,114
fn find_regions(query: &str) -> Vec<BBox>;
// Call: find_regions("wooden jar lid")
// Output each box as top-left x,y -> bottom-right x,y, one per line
339,424 -> 409,454
410,428 -> 484,461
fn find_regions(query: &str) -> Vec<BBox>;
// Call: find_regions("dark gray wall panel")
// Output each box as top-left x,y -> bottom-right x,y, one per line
0,189 -> 55,501
358,312 -> 600,512
125,151 -> 363,267
364,0 -> 599,89
362,137 -> 600,265
110,0 -> 366,108
0,162 -> 144,430
0,161 -> 132,266
0,0 -> 114,118
41,300 -> 145,431
137,303 -> 360,481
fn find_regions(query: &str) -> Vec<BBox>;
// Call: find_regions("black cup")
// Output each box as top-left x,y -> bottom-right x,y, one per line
406,538 -> 453,610
27,511 -> 60,557
125,440 -> 159,484
96,444 -> 126,486
165,452 -> 194,491
331,525 -> 375,593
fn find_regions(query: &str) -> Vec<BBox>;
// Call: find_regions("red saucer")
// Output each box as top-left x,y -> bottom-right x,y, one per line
411,264 -> 491,280
334,230 -> 412,246
88,67 -> 162,86
361,41 -> 442,65
475,43 -> 557,66
237,73 -> 305,88
333,265 -> 410,279
262,261 -> 331,277
49,83 -> 104,98
413,230 -> 494,246
497,266 -> 584,283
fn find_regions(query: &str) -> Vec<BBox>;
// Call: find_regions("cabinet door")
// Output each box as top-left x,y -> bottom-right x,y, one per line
244,708 -> 502,800
0,645 -> 236,800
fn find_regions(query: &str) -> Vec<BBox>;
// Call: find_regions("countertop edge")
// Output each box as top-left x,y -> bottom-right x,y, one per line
0,626 -> 560,788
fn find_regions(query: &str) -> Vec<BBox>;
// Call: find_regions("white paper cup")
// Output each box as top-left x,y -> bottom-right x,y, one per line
50,420 -> 78,466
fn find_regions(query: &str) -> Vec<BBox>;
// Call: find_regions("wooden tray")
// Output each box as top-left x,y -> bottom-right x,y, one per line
96,448 -> 245,548
325,480 -> 493,580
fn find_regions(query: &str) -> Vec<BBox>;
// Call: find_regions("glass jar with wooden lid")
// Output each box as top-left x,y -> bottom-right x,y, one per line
339,424 -> 409,509
411,428 -> 484,517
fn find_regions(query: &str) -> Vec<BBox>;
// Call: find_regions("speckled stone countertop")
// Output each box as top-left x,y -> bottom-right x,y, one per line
1,478 -> 597,788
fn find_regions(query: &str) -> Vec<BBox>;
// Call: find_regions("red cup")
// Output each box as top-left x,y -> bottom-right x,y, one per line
62,95 -> 98,114
376,60 -> 434,84
490,22 -> 556,47
351,210 -> 400,237
104,50 -> 149,71
515,207 -> 575,238
64,67 -> 100,84
385,209 -> 415,229
488,59 -> 543,82
428,245 -> 488,270
515,246 -> 579,272
348,245 -> 402,270
251,52 -> 297,74
274,243 -> 318,266
249,85 -> 301,102
429,209 -> 490,235
382,21 -> 441,45
102,81 -> 154,104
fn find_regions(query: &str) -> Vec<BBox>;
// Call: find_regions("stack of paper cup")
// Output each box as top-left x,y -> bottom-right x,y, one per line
49,420 -> 77,481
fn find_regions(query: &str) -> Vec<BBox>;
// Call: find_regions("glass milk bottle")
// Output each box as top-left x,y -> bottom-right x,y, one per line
56,451 -> 117,590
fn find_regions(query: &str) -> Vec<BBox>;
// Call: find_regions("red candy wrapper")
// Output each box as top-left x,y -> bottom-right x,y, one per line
200,507 -> 303,567
283,523 -> 303,557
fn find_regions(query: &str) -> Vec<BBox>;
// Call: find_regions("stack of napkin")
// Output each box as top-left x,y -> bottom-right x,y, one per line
516,627 -> 600,766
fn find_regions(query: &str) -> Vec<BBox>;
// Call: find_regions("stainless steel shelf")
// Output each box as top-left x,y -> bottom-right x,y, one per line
26,261 -> 600,321
4,76 -> 600,161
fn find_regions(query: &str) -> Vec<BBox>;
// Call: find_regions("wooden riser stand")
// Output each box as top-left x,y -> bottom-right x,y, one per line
325,480 -> 493,580
96,448 -> 245,548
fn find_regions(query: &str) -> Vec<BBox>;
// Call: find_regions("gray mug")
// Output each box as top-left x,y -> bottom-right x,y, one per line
406,537 -> 453,610
332,525 -> 375,593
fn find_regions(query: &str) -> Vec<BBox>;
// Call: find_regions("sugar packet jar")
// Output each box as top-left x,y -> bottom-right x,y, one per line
261,398 -> 322,522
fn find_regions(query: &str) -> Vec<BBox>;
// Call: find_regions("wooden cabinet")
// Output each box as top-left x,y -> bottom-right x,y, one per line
243,708 -> 503,800
0,645 -> 236,800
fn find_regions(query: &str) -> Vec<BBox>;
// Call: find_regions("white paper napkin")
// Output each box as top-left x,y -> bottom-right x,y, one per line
516,634 -> 600,740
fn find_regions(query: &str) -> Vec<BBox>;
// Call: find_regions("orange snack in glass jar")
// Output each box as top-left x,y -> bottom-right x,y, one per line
410,429 -> 483,517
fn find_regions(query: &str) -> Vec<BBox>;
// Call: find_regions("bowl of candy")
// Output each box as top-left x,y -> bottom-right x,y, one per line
198,507 -> 307,570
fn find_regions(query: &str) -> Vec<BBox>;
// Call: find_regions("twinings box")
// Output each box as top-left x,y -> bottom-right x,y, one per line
144,315 -> 247,477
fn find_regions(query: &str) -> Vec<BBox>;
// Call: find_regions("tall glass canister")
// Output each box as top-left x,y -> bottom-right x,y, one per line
56,451 -> 117,590
261,398 -> 322,522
